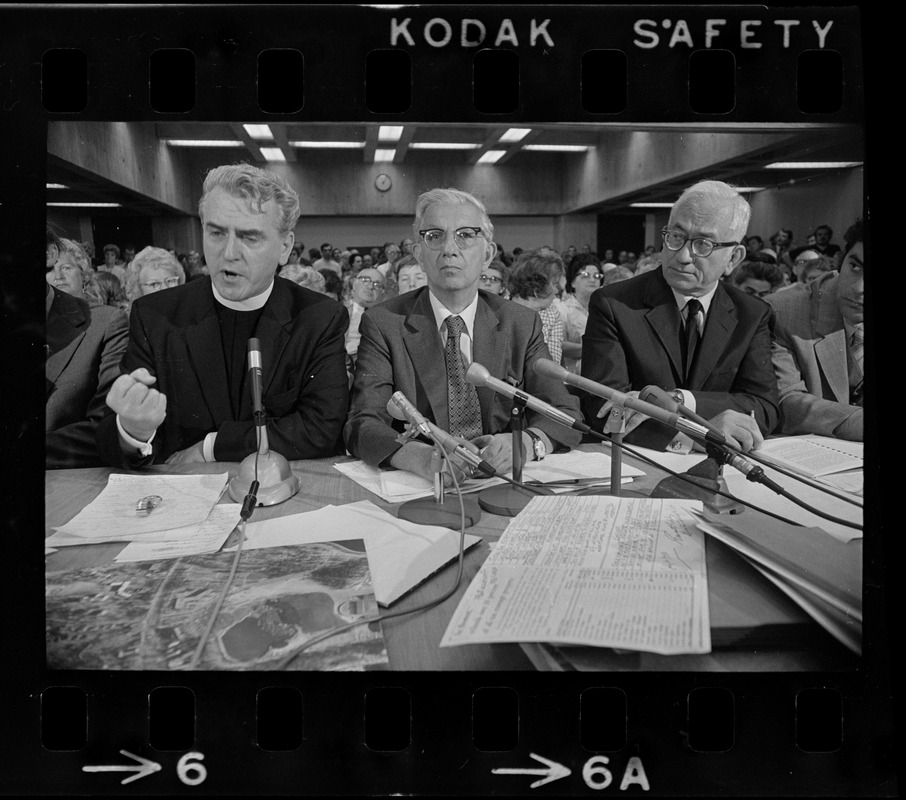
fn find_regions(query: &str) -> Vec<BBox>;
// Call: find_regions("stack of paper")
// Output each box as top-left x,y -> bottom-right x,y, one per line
693,510 -> 862,654
440,495 -> 710,656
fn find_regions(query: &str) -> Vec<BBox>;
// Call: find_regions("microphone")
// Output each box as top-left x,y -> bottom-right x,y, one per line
638,384 -> 779,487
387,392 -> 496,477
464,362 -> 591,434
248,338 -> 265,423
638,385 -> 726,442
227,338 -> 301,506
531,358 -> 719,444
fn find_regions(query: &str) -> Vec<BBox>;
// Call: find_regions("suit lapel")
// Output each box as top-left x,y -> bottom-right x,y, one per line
814,328 -> 851,403
184,286 -> 232,423
256,278 -> 293,398
472,295 -> 507,432
689,284 -> 738,388
45,292 -> 90,389
402,289 -> 449,428
643,272 -> 684,381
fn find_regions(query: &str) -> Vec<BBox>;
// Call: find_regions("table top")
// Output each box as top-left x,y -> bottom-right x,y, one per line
45,446 -> 861,672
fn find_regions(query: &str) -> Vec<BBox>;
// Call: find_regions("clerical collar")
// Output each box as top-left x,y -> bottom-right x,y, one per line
211,278 -> 274,311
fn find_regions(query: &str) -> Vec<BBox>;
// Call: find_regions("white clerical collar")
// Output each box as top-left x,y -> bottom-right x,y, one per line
211,279 -> 274,311
428,290 -> 479,338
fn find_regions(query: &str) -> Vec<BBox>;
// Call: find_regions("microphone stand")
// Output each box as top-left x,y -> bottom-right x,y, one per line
396,441 -> 482,530
573,406 -> 649,499
477,394 -> 552,517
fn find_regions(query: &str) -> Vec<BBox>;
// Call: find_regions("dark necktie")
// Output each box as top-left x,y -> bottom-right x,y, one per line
444,315 -> 482,440
682,298 -> 702,382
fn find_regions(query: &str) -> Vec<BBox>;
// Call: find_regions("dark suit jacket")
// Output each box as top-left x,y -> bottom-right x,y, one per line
765,272 -> 862,439
581,268 -> 780,449
344,287 -> 583,467
97,276 -> 350,466
46,288 -> 129,468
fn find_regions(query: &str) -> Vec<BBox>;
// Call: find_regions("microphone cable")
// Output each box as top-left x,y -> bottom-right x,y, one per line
583,426 -> 862,532
275,439 -> 483,670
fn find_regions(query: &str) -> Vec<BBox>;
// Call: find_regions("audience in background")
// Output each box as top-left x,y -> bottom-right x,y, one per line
508,249 -> 566,365
602,264 -> 635,285
376,241 -> 402,277
479,259 -> 509,298
787,247 -> 834,287
345,267 -> 386,372
85,271 -> 128,310
811,224 -> 841,264
313,242 -> 341,274
127,246 -> 185,303
319,268 -> 343,302
766,218 -> 864,440
47,241 -> 92,301
46,226 -> 129,469
99,243 -> 128,285
560,254 -> 603,373
395,255 -> 428,294
729,260 -> 786,299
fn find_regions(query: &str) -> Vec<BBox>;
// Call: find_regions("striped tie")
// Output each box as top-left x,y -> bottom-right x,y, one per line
850,323 -> 864,405
444,315 -> 482,440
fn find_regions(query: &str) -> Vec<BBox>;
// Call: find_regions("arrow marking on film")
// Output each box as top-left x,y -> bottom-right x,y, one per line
492,752 -> 571,788
82,749 -> 162,785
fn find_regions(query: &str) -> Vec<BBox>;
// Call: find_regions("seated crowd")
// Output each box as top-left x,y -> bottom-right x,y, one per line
45,164 -> 867,476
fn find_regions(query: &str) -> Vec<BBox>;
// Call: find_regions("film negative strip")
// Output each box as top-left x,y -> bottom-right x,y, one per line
0,3 -> 894,796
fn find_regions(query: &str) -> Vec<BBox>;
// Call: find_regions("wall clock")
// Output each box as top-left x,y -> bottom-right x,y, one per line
374,173 -> 392,192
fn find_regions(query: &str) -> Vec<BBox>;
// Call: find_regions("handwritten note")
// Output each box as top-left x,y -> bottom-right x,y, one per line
441,495 -> 710,655
114,504 -> 243,562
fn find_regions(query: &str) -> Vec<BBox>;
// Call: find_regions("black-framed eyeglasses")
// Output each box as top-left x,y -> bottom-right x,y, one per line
355,275 -> 385,291
577,270 -> 602,282
418,227 -> 486,251
661,228 -> 739,258
479,273 -> 502,284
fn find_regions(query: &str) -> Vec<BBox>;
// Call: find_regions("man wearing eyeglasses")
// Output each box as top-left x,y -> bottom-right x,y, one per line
581,180 -> 780,453
345,188 -> 582,484
97,163 -> 349,467
346,268 -> 386,368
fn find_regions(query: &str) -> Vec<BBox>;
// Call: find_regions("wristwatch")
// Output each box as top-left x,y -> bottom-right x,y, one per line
670,389 -> 684,407
524,428 -> 546,461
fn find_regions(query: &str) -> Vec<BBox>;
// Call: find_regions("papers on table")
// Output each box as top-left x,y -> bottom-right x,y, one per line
52,472 -> 229,541
694,510 -> 862,654
756,435 -> 863,478
627,443 -> 862,542
113,505 -> 243,562
334,450 -> 645,504
441,495 -> 710,656
225,500 -> 481,606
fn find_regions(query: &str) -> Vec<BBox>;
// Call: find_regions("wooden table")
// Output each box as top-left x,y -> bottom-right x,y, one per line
45,448 -> 860,671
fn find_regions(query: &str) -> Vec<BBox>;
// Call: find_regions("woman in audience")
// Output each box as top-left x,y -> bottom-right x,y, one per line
560,254 -> 603,373
395,255 -> 427,295
479,259 -> 509,298
46,247 -> 94,300
127,246 -> 185,304
508,250 -> 566,365
281,263 -> 328,295
319,268 -> 343,302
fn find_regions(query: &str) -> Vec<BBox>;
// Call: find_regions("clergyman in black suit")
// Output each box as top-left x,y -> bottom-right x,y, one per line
97,163 -> 349,467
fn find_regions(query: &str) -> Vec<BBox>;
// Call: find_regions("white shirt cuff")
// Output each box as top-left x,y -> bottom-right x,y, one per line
678,389 -> 696,412
116,415 -> 156,457
203,432 -> 217,463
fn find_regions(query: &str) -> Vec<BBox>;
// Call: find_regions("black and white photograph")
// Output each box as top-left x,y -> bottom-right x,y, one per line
1,3 -> 893,797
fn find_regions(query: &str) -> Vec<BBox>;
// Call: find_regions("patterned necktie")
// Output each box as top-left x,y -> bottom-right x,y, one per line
682,298 -> 702,382
444,315 -> 482,440
850,323 -> 864,405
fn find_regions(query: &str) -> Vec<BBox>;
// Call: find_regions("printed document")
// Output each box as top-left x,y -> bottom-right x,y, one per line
441,495 -> 710,655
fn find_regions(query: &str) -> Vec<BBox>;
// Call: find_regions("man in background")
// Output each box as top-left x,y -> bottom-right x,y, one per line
765,219 -> 864,440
